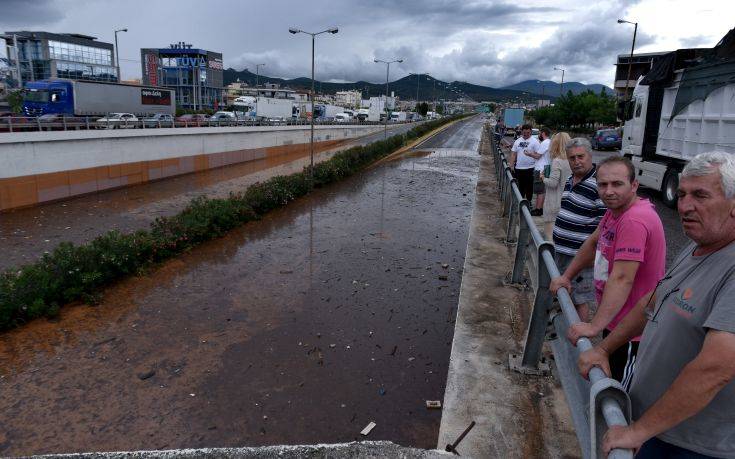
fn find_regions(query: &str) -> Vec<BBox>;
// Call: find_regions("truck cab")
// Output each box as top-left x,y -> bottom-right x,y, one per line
23,80 -> 74,116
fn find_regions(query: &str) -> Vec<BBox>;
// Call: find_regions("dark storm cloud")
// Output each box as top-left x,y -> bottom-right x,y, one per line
0,0 -> 65,26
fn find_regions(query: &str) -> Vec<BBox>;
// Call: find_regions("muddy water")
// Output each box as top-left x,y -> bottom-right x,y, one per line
0,124 -> 414,271
0,117 -> 483,455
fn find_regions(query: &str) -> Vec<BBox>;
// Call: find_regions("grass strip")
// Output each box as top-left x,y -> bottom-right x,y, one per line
0,115 -> 470,329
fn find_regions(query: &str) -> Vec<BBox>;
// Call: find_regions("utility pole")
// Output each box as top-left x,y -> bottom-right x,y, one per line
375,58 -> 403,138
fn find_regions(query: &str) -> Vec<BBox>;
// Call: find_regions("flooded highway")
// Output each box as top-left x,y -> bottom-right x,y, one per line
0,116 -> 485,455
0,123 -> 414,271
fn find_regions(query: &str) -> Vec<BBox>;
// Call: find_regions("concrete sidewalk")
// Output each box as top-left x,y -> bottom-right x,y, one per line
438,129 -> 579,458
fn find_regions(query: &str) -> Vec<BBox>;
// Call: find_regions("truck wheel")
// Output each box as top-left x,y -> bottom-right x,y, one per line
662,170 -> 679,209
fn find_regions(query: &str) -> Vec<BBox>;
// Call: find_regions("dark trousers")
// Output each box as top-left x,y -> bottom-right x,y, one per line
515,168 -> 534,201
603,330 -> 639,391
637,437 -> 717,458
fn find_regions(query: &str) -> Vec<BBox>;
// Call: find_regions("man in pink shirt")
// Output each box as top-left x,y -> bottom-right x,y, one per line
550,156 -> 665,388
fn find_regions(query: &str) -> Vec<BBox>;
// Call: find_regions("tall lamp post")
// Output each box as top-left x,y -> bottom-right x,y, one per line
254,63 -> 266,87
289,26 -> 339,182
618,18 -> 638,100
409,72 -> 429,114
553,66 -> 565,97
114,28 -> 127,82
374,58 -> 403,138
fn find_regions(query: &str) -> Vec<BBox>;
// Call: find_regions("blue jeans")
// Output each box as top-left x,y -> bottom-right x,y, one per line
636,437 -> 717,458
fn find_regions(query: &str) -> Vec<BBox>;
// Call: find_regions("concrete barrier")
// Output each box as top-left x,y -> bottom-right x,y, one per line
0,124 -> 384,211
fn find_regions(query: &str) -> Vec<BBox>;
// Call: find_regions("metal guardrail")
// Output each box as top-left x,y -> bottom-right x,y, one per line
0,116 -> 419,133
491,133 -> 633,459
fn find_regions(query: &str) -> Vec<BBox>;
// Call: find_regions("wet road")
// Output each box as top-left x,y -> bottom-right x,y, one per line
0,123 -> 416,272
0,116 -> 485,455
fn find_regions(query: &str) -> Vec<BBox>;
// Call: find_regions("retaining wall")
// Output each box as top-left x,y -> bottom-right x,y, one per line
0,124 -> 384,211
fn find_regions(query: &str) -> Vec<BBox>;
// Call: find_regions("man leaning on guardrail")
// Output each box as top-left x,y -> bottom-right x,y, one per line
551,156 -> 666,390
578,152 -> 735,458
550,138 -> 605,322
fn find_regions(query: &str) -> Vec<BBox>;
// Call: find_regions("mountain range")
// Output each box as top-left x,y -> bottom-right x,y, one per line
223,69 -> 613,103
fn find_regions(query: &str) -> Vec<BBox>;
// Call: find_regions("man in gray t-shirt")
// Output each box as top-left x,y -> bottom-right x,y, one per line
577,152 -> 735,458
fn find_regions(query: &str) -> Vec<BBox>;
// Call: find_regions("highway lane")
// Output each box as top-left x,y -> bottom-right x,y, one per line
0,116 -> 484,455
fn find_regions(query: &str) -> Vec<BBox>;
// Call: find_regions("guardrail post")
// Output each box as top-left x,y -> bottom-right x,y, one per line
8,117 -> 13,133
510,199 -> 531,281
504,182 -> 518,242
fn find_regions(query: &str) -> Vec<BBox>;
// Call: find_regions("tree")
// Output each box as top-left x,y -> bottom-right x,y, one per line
6,90 -> 23,113
528,90 -> 617,131
415,102 -> 429,116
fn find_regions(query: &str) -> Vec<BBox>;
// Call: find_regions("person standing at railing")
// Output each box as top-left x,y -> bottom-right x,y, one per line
508,124 -> 540,202
527,126 -> 552,216
539,131 -> 572,240
552,156 -> 666,390
550,137 -> 605,321
577,152 -> 735,458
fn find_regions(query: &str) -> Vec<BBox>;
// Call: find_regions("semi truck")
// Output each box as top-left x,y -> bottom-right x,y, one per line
314,104 -> 342,120
620,31 -> 735,207
502,107 -> 524,129
22,79 -> 175,117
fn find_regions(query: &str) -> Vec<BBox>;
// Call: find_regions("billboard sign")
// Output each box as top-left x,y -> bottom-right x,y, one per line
141,88 -> 171,105
208,57 -> 223,70
144,53 -> 158,86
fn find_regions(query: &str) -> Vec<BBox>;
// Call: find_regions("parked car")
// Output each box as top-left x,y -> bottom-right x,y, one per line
591,128 -> 622,150
96,113 -> 138,129
142,113 -> 174,128
208,111 -> 236,125
176,113 -> 209,126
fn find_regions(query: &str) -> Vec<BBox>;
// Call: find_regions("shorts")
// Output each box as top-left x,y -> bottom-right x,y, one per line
533,170 -> 545,194
554,252 -> 596,305
603,330 -> 639,391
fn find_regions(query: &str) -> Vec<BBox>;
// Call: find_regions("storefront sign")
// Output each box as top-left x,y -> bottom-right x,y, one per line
144,53 -> 158,86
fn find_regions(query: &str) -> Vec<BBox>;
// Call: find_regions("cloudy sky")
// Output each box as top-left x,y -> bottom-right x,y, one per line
0,0 -> 731,88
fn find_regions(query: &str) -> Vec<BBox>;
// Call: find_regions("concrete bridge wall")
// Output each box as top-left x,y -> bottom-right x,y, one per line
0,124 -> 384,211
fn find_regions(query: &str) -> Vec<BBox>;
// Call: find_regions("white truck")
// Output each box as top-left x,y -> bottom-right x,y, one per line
390,111 -> 407,122
255,97 -> 294,120
314,104 -> 342,120
621,41 -> 735,207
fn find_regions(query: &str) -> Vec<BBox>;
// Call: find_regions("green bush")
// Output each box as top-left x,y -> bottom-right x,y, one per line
0,115 -> 465,329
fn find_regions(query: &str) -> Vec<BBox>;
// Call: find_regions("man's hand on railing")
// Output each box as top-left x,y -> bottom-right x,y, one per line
603,424 -> 647,456
549,275 -> 571,295
577,345 -> 611,380
567,322 -> 602,345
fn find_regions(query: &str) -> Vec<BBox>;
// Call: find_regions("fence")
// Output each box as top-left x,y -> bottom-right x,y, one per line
491,133 -> 633,459
0,116 -> 416,133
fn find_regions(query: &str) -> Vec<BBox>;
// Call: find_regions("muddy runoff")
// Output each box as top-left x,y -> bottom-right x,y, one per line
0,140 -> 480,455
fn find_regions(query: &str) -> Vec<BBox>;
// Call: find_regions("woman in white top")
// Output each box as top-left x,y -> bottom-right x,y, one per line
539,132 -> 572,241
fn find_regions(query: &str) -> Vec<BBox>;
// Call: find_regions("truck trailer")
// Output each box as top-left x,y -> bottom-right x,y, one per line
620,30 -> 735,207
502,107 -> 524,129
22,79 -> 175,117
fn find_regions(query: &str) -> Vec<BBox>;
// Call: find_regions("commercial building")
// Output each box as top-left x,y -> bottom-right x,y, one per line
1,31 -> 117,86
334,90 -> 361,109
140,42 -> 224,110
614,51 -> 670,98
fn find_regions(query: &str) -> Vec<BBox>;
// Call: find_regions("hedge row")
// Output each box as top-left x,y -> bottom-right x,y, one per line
0,115 -> 467,329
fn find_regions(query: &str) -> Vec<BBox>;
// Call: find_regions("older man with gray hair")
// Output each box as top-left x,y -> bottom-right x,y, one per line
578,151 -> 735,458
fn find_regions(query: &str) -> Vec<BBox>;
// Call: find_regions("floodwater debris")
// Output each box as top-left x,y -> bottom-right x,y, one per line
360,421 -> 377,436
426,400 -> 442,409
137,370 -> 155,380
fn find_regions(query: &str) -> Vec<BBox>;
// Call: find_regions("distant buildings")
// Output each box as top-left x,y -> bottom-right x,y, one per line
1,31 -> 117,86
614,51 -> 669,98
334,90 -> 361,109
140,42 -> 224,110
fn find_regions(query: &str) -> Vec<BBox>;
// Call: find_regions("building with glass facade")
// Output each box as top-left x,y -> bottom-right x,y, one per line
1,31 -> 117,86
140,43 -> 224,110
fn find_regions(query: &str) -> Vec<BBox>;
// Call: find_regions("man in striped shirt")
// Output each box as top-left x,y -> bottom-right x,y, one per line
551,138 -> 606,320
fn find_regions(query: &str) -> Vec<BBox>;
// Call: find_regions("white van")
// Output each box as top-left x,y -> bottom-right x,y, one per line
334,113 -> 352,123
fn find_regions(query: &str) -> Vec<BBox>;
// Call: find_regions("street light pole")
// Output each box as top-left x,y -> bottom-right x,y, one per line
289,26 -> 339,184
553,66 -> 565,97
255,63 -> 266,87
618,19 -> 638,100
375,58 -> 403,139
114,28 -> 127,82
